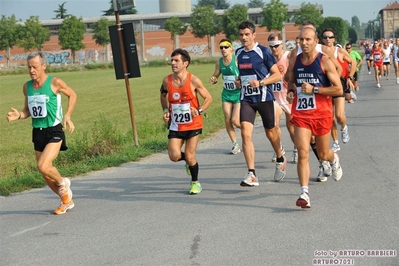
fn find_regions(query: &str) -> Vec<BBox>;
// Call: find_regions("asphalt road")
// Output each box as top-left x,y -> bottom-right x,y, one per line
1,64 -> 398,266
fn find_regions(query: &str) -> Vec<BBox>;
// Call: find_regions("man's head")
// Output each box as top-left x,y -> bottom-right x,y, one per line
345,43 -> 352,53
238,21 -> 256,49
27,51 -> 47,80
219,38 -> 233,56
321,28 -> 335,47
268,32 -> 283,55
299,27 -> 318,53
170,48 -> 191,72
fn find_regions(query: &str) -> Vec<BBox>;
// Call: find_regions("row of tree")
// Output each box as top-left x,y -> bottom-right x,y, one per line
0,0 -> 376,67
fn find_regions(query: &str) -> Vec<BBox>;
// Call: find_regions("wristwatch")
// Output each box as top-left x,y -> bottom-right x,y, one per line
313,86 -> 319,94
198,108 -> 203,115
348,76 -> 355,81
259,79 -> 265,87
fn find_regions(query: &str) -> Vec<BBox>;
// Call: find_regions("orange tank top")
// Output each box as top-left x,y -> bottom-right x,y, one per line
167,72 -> 203,131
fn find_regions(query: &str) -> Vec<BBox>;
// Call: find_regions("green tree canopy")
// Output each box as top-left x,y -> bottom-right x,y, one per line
0,14 -> 21,67
319,17 -> 348,46
17,16 -> 50,52
54,2 -> 69,19
58,15 -> 86,63
92,17 -> 113,46
190,5 -> 221,56
293,2 -> 324,29
351,16 -> 360,30
102,0 -> 137,15
164,17 -> 187,49
347,27 -> 358,44
221,4 -> 248,40
247,0 -> 265,8
196,0 -> 230,9
261,0 -> 289,31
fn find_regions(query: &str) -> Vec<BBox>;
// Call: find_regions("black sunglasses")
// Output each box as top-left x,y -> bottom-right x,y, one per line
346,47 -> 352,49
220,46 -> 230,50
323,36 -> 335,39
269,44 -> 280,49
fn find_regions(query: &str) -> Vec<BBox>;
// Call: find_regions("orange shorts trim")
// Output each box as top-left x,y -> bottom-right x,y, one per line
291,117 -> 333,136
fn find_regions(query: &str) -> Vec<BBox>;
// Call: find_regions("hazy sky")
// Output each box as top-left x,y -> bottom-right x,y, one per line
0,0 -> 392,24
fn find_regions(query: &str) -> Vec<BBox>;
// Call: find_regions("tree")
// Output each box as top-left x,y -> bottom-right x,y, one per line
102,0 -> 137,16
0,15 -> 21,68
196,0 -> 230,10
190,5 -> 221,56
351,16 -> 360,30
54,2 -> 69,19
319,17 -> 348,46
17,16 -> 50,52
261,0 -> 289,32
293,2 -> 324,29
164,17 -> 187,50
58,15 -> 86,63
221,4 -> 248,40
247,0 -> 265,8
347,27 -> 357,44
92,17 -> 113,46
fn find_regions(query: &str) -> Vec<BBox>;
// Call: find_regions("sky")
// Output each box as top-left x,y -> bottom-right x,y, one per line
0,0 -> 392,24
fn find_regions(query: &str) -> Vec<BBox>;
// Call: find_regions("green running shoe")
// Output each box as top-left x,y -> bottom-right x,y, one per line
189,181 -> 202,194
185,163 -> 191,175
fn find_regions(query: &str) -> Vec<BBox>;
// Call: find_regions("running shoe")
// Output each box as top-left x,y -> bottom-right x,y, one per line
377,83 -> 381,88
348,99 -> 354,104
240,172 -> 259,187
54,200 -> 75,215
274,156 -> 287,182
331,142 -> 340,152
341,126 -> 350,144
292,150 -> 298,164
185,163 -> 191,175
271,147 -> 285,162
296,193 -> 311,208
368,71 -> 371,75
350,91 -> 357,101
331,153 -> 343,181
58,178 -> 72,204
189,181 -> 202,194
396,78 -> 399,84
322,160 -> 332,177
230,143 -> 241,155
316,165 -> 327,182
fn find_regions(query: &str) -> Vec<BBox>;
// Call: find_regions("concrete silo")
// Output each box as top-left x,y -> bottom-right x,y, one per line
159,0 -> 191,13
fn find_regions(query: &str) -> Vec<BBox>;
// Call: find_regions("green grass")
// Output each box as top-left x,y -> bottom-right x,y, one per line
0,63 -> 226,195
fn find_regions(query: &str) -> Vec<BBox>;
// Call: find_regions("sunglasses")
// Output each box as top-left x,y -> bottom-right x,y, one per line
269,44 -> 280,49
220,46 -> 230,50
346,47 -> 352,50
323,36 -> 335,39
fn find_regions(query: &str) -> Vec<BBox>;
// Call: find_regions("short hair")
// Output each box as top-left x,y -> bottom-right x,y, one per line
345,43 -> 352,48
322,28 -> 335,37
27,51 -> 47,65
219,38 -> 232,45
268,32 -> 282,41
171,48 -> 191,67
238,21 -> 255,33
300,21 -> 316,31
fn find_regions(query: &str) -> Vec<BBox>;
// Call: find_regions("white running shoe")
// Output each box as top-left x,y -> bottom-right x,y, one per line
368,71 -> 371,75
296,193 -> 311,208
274,156 -> 287,182
331,153 -> 343,181
292,150 -> 298,164
350,91 -> 357,101
396,78 -> 399,84
341,126 -> 350,144
377,83 -> 381,88
316,165 -> 327,182
230,143 -> 241,155
331,142 -> 340,152
240,172 -> 259,187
